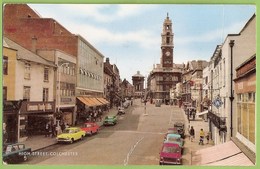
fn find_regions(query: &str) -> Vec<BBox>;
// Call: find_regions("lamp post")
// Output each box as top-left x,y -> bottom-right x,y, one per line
57,62 -> 69,113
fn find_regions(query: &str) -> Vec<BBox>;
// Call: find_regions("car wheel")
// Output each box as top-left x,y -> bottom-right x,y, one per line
70,138 -> 74,144
23,155 -> 28,161
90,131 -> 93,135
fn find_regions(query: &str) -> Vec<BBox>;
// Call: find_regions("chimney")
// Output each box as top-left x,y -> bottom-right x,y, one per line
137,71 -> 140,74
31,36 -> 37,53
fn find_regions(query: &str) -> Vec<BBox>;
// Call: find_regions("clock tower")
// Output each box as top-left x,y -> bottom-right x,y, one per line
161,13 -> 174,67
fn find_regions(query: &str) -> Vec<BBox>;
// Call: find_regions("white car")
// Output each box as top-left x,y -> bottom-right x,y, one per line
118,107 -> 125,115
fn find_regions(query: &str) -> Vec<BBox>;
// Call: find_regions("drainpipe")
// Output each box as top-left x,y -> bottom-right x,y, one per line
229,40 -> 235,137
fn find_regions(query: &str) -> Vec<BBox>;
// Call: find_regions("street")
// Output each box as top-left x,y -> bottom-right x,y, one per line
24,99 -> 188,165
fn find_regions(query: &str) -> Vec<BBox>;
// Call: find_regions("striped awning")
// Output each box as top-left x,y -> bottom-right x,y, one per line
77,97 -> 98,107
96,98 -> 109,105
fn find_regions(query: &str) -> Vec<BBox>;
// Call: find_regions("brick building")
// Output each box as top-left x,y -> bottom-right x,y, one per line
147,14 -> 182,104
3,4 -> 106,125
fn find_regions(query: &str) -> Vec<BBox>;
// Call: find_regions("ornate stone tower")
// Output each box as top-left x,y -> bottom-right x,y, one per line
161,13 -> 174,67
132,71 -> 145,98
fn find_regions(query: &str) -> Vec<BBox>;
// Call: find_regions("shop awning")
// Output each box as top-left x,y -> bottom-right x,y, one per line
196,110 -> 208,116
77,97 -> 96,107
88,98 -> 103,106
192,141 -> 254,166
96,98 -> 109,105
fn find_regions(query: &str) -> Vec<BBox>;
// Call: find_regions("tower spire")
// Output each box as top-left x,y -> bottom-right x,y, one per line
167,12 -> 169,18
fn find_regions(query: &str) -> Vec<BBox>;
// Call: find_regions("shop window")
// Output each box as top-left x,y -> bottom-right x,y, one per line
237,92 -> 255,144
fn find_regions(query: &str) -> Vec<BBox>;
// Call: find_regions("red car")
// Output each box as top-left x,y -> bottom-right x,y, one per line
81,122 -> 99,135
159,143 -> 182,165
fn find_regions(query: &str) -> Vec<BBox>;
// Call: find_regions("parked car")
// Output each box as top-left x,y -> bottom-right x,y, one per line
166,127 -> 185,139
123,100 -> 130,108
173,122 -> 185,138
103,116 -> 117,126
3,143 -> 31,164
164,133 -> 184,148
117,106 -> 125,115
81,122 -> 99,135
155,99 -> 161,107
159,142 -> 182,165
57,127 -> 86,143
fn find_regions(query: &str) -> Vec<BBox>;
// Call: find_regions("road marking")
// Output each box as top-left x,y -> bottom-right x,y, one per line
124,137 -> 144,166
99,130 -> 165,135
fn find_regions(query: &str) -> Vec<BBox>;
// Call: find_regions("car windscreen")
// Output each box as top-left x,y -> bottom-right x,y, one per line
162,146 -> 180,153
63,129 -> 74,133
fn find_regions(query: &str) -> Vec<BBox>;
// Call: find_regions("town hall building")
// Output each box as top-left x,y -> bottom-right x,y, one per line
147,14 -> 182,103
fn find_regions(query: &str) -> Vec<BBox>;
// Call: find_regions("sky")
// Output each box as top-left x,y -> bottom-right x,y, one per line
28,4 -> 255,83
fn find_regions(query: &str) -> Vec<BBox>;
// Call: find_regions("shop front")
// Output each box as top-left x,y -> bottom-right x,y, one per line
19,101 -> 55,140
3,100 -> 21,143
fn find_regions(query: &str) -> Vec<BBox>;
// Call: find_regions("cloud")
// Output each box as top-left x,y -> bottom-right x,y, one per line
59,4 -> 156,23
67,22 -> 160,49
176,21 -> 245,45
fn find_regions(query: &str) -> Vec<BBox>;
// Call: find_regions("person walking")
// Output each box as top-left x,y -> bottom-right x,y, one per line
45,122 -> 50,137
206,132 -> 210,144
189,126 -> 195,142
199,128 -> 205,145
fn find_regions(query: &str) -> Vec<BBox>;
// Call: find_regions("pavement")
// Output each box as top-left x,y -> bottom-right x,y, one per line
20,107 -> 120,151
180,107 -> 214,165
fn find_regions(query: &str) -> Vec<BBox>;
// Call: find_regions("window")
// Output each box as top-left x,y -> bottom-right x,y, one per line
3,86 -> 7,101
44,67 -> 49,82
23,86 -> 31,101
24,63 -> 31,79
43,88 -> 49,102
166,37 -> 170,44
3,56 -> 8,75
223,59 -> 226,87
205,76 -> 208,84
237,92 -> 255,144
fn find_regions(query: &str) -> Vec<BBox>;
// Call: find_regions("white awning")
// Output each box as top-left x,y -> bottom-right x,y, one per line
192,141 -> 254,166
205,153 -> 254,166
196,110 -> 208,116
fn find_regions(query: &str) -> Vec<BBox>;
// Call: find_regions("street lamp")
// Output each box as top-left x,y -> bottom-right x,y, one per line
57,62 -> 69,113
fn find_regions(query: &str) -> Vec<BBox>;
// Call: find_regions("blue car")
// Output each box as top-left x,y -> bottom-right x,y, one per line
164,133 -> 184,148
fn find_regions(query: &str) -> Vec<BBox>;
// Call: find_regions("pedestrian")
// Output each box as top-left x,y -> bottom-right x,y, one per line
60,122 -> 65,132
45,122 -> 50,137
51,123 -> 56,137
206,132 -> 210,144
199,128 -> 205,145
189,126 -> 195,142
192,110 -> 196,121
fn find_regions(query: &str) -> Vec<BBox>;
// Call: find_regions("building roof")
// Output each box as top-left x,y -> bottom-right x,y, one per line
3,36 -> 56,67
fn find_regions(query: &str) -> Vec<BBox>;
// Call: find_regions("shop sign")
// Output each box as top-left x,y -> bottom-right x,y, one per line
212,96 -> 223,109
27,103 -> 54,112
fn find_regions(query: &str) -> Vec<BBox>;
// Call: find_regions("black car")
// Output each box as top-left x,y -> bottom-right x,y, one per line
174,122 -> 185,138
3,143 -> 31,164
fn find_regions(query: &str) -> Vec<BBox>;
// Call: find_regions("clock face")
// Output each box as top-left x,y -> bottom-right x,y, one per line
165,51 -> 171,56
